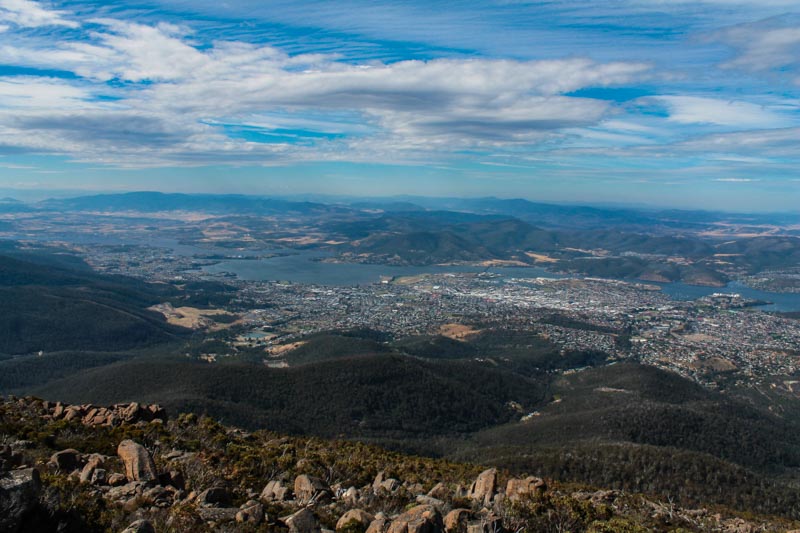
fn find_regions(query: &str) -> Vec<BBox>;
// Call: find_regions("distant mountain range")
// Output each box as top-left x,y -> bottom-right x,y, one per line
0,191 -> 793,230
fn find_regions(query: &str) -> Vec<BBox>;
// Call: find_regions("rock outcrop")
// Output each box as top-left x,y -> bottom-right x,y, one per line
0,468 -> 41,533
387,504 -> 444,533
444,509 -> 471,533
0,395 -> 788,533
468,468 -> 497,507
505,476 -> 546,501
337,509 -> 375,531
283,507 -> 322,533
260,479 -> 292,502
117,440 -> 158,483
294,474 -> 331,504
47,401 -> 165,427
48,449 -> 81,473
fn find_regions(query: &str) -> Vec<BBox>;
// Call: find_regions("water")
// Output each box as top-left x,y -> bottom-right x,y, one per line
204,250 -> 559,285
659,281 -> 800,312
7,232 -> 800,312
204,250 -> 800,312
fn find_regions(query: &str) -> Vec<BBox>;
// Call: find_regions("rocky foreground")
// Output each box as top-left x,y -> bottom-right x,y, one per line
1,396 -> 797,533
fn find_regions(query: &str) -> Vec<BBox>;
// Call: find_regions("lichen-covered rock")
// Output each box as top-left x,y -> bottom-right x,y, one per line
0,468 -> 41,533
337,509 -> 375,531
505,476 -> 546,502
427,482 -> 450,500
295,474 -> 330,504
283,507 -> 322,533
108,473 -> 127,486
387,504 -> 444,533
79,453 -> 105,484
117,440 -> 158,483
373,471 -> 401,494
197,507 -> 238,523
236,499 -> 265,524
260,479 -> 292,502
107,481 -> 146,503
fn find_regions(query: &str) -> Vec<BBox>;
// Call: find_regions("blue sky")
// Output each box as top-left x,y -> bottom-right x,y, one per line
0,0 -> 798,211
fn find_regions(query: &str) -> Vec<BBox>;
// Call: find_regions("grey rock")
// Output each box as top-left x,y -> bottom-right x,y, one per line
48,449 -> 81,473
386,505 -> 444,533
336,509 -> 375,531
283,507 -> 322,533
0,468 -> 41,533
196,486 -> 231,507
260,479 -> 292,502
295,474 -> 330,504
236,499 -> 265,525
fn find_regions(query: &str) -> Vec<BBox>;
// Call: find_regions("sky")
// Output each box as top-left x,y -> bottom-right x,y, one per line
0,1 -> 798,211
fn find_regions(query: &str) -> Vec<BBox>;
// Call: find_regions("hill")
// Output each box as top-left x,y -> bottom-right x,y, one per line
25,355 -> 550,442
0,250 -> 190,354
3,396 -> 795,532
457,363 -> 800,516
38,191 -> 346,216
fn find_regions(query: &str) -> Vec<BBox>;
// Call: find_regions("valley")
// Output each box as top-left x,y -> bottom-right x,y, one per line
2,192 -> 800,527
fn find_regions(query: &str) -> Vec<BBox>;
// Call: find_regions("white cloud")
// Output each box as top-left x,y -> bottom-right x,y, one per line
713,177 -> 760,182
0,18 -> 652,166
0,76 -> 96,109
711,16 -> 800,76
0,0 -> 77,29
651,95 -> 795,128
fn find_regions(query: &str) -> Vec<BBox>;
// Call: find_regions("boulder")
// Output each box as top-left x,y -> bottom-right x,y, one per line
505,476 -> 546,502
337,509 -> 375,531
143,485 -> 173,508
117,440 -> 158,483
427,482 -> 450,500
196,486 -> 231,507
0,468 -> 41,533
260,479 -> 292,502
283,507 -> 322,533
444,510 -> 471,533
465,516 -> 503,533
108,473 -> 127,486
404,481 -> 424,494
416,495 -> 445,508
373,471 -> 400,494
107,481 -> 146,503
294,474 -> 330,504
90,468 -> 108,486
63,407 -> 82,422
387,505 -> 443,533
467,469 -> 497,506
0,445 -> 23,471
197,507 -> 238,523
120,519 -> 156,533
79,454 -> 105,484
366,514 -> 389,533
48,449 -> 81,473
236,499 -> 265,525
342,486 -> 360,505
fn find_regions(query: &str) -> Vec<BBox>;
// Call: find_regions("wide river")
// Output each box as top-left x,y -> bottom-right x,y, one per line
204,250 -> 800,312
7,233 -> 799,312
